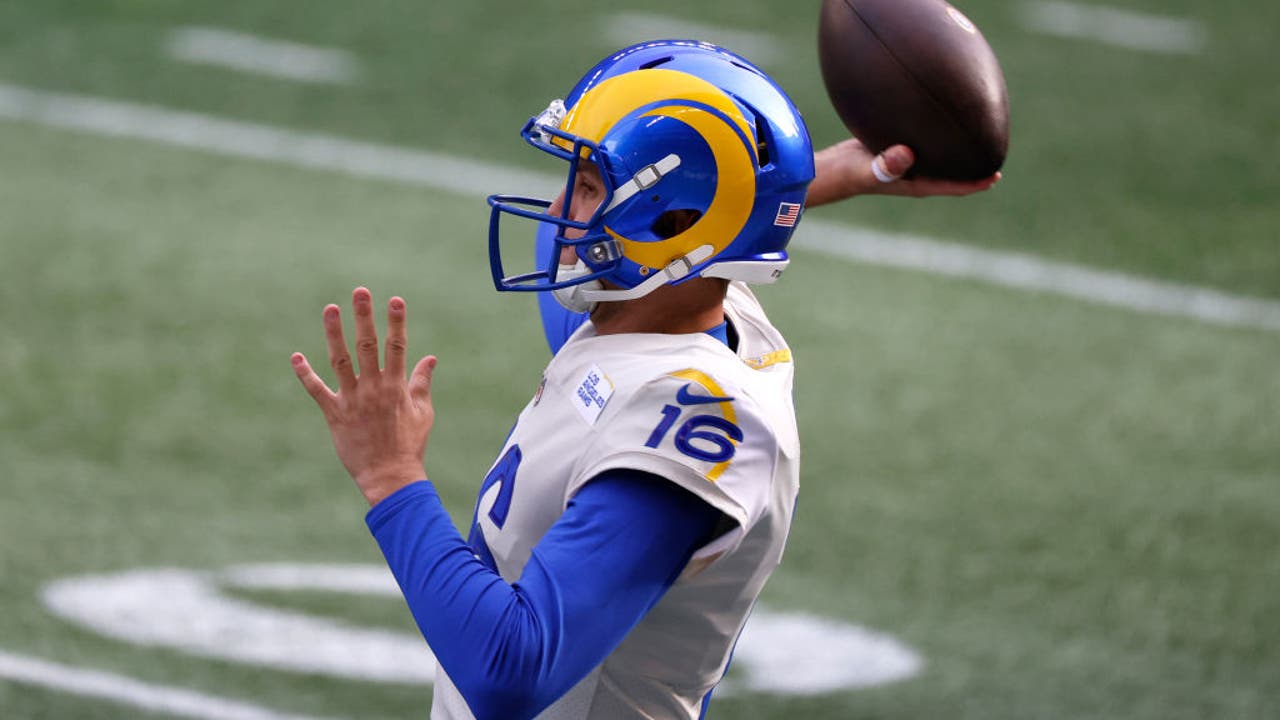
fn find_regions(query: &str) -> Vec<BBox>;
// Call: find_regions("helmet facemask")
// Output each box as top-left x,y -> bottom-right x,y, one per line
487,109 -> 624,296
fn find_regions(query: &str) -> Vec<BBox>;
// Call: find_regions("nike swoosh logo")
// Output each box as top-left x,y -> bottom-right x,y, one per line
676,383 -> 734,406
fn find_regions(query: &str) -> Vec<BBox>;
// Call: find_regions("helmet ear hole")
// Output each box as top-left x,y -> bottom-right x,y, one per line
651,209 -> 703,239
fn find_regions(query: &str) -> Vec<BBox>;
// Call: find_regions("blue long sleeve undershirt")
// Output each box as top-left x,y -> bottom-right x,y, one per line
366,470 -> 722,720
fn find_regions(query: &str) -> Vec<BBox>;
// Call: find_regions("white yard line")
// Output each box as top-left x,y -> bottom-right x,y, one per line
0,650 -> 340,720
1020,1 -> 1206,55
601,12 -> 782,66
0,82 -> 555,197
167,26 -> 361,84
800,220 -> 1280,331
2,82 -> 1276,332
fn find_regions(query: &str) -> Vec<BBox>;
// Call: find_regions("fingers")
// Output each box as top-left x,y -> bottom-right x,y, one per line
352,287 -> 380,378
291,352 -> 336,410
385,296 -> 408,380
313,288 -> 418,396
872,145 -> 914,184
323,304 -> 358,393
408,355 -> 438,407
869,144 -> 1001,198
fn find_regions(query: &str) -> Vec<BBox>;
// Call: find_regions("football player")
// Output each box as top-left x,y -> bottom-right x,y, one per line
293,40 -> 995,720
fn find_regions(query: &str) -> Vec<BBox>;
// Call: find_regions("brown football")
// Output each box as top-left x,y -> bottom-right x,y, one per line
818,0 -> 1009,180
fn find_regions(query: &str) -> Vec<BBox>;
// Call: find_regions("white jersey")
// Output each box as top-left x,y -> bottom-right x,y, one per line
432,282 -> 801,719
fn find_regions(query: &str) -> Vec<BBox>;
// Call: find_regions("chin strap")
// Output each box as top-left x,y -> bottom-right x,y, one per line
551,262 -> 602,314
578,245 -> 715,304
551,244 -> 716,314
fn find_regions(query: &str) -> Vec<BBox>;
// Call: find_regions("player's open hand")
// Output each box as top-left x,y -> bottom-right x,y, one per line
807,138 -> 1000,207
291,287 -> 437,507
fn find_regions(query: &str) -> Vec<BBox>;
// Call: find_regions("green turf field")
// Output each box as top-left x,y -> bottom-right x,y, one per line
2,1 -> 1278,718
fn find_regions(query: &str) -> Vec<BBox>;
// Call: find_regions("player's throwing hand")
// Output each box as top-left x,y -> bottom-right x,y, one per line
291,286 -> 437,507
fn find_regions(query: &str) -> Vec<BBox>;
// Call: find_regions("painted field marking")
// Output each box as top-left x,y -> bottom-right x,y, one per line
41,564 -> 925,694
2,82 -> 1277,333
167,26 -> 361,84
1020,1 -> 1207,55
800,219 -> 1280,332
0,82 -> 553,199
0,649 -> 339,720
42,566 -> 437,684
602,12 -> 782,66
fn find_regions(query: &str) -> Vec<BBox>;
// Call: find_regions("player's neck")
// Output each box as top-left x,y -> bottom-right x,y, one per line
591,277 -> 728,336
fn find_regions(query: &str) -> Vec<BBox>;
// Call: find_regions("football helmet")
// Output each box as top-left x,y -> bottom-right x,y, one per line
487,40 -> 815,309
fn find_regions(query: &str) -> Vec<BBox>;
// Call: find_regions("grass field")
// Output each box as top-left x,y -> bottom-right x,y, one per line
2,1 -> 1278,718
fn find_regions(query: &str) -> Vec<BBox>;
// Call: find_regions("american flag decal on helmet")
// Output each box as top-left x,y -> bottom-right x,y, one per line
773,202 -> 801,227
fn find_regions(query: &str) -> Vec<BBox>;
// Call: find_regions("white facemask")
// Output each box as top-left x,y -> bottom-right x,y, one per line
551,261 -> 602,314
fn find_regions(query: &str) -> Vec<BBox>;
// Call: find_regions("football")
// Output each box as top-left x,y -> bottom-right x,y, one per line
817,0 -> 1009,180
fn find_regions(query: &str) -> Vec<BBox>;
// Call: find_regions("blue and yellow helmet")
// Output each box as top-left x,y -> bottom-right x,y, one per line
487,40 -> 814,302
